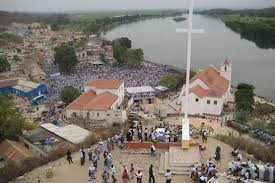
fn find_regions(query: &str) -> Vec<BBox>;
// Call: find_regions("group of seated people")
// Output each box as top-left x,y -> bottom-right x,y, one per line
190,159 -> 218,183
228,149 -> 275,182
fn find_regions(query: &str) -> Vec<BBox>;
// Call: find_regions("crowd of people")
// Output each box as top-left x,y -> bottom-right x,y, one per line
228,148 -> 275,182
42,59 -> 170,100
125,121 -> 186,143
64,137 -> 181,183
190,159 -> 218,183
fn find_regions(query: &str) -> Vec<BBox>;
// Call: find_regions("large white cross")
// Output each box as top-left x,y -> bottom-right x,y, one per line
176,0 -> 204,149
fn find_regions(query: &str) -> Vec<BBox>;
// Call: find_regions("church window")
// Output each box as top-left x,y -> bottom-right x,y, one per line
195,98 -> 199,102
224,67 -> 227,71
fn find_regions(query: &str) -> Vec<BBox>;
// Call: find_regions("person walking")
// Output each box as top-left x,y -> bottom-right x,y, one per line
164,169 -> 172,183
149,164 -> 155,183
129,163 -> 135,179
80,148 -> 85,166
66,149 -> 73,164
101,170 -> 110,183
122,166 -> 130,183
135,170 -> 143,183
111,164 -> 117,183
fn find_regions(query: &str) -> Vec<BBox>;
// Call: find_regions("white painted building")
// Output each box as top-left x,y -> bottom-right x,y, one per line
65,80 -> 127,122
180,60 -> 234,115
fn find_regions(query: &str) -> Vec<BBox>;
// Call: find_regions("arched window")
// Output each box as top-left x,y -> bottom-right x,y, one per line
224,66 -> 227,71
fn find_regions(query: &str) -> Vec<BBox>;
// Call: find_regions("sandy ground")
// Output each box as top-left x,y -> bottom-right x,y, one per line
12,116 -> 259,183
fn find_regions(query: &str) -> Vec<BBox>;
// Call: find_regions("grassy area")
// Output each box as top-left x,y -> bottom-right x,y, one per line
216,134 -> 275,164
221,15 -> 275,48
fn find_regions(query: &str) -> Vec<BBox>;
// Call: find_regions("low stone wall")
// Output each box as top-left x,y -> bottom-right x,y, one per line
18,136 -> 48,158
123,140 -> 199,149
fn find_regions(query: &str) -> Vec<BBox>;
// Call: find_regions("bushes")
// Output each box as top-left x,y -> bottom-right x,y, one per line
216,134 -> 275,164
227,120 -> 250,133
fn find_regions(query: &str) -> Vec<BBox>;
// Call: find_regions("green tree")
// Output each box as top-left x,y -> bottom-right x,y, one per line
54,43 -> 78,73
235,83 -> 255,112
0,54 -> 10,73
0,94 -> 25,141
113,45 -> 126,62
60,87 -> 80,104
235,110 -> 249,124
160,74 -> 178,88
122,48 -> 144,67
117,37 -> 132,48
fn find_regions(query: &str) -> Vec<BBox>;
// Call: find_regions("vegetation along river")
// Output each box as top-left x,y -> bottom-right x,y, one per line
105,14 -> 275,101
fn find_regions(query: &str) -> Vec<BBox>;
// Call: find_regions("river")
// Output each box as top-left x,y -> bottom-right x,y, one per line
104,15 -> 275,101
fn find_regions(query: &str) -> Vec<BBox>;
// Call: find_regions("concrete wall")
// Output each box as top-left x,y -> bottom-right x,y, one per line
181,93 -> 224,115
66,109 -> 127,123
18,136 -> 48,158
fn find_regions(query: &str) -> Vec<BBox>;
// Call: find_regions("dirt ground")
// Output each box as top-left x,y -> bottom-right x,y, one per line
11,116 -> 258,183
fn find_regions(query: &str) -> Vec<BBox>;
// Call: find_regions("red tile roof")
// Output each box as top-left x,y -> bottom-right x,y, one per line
85,80 -> 123,89
189,65 -> 230,98
66,91 -> 97,110
0,140 -> 33,164
66,91 -> 118,111
190,85 -> 207,98
84,91 -> 118,110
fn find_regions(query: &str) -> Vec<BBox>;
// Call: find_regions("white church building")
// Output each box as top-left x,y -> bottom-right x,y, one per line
180,59 -> 234,116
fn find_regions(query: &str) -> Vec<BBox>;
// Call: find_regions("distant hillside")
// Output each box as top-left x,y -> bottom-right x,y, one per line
199,7 -> 275,17
0,11 -> 67,25
199,7 -> 275,49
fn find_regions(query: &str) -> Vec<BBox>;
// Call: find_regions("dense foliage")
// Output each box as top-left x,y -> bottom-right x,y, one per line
199,7 -> 275,49
160,70 -> 196,90
54,43 -> 78,73
121,48 -> 144,67
113,37 -> 132,49
113,45 -> 127,62
222,15 -> 275,49
60,87 -> 80,104
112,37 -> 143,66
235,83 -> 255,113
0,94 -> 25,141
0,53 -> 10,73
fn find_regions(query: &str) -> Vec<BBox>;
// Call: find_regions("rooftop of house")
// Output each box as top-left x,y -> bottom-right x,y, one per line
188,65 -> 230,98
0,79 -> 43,92
0,139 -> 34,164
85,79 -> 123,89
40,123 -> 91,145
66,91 -> 118,111
126,86 -> 155,94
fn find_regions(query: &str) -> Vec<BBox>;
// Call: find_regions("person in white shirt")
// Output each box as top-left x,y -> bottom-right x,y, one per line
164,169 -> 172,183
135,170 -> 143,183
237,153 -> 242,161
